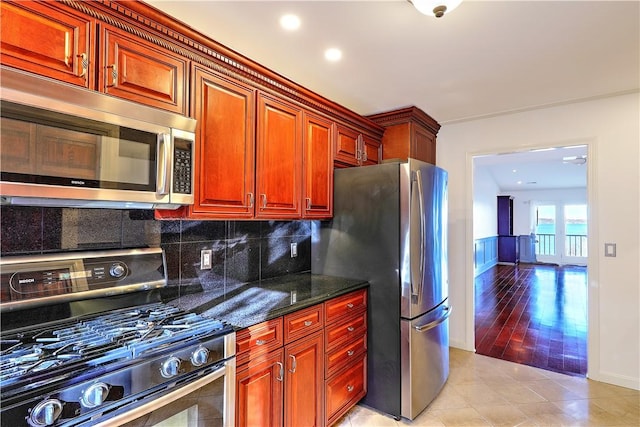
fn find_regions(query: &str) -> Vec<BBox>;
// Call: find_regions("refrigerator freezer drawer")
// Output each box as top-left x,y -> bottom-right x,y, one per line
400,303 -> 451,420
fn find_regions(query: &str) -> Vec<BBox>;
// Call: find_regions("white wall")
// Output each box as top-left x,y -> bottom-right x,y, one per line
438,92 -> 640,390
472,165 -> 499,239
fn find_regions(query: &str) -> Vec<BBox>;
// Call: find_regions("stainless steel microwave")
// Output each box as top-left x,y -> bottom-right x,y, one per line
0,66 -> 196,210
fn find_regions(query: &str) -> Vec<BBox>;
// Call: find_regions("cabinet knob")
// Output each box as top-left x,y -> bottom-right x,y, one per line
347,326 -> 355,332
304,320 -> 313,327
347,350 -> 354,357
347,385 -> 354,393
346,303 -> 354,309
255,339 -> 266,346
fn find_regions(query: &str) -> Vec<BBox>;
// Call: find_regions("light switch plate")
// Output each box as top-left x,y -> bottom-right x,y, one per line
201,249 -> 212,269
290,242 -> 298,258
604,243 -> 616,257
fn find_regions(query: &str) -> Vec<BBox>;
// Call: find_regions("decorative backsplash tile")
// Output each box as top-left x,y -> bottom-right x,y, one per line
0,206 -> 313,295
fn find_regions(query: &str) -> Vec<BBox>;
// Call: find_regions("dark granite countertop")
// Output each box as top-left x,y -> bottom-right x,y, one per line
166,273 -> 368,330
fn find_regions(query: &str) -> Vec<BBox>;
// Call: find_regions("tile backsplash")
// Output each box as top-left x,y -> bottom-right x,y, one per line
0,206 -> 312,295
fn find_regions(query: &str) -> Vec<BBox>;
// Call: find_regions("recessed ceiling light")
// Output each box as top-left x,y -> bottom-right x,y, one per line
517,181 -> 523,185
279,14 -> 301,31
324,48 -> 342,62
512,169 -> 517,173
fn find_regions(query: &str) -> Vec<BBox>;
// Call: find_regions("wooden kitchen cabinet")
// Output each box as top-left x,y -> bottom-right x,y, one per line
0,0 -> 94,88
236,304 -> 325,427
100,24 -> 188,115
236,348 -> 284,427
367,106 -> 441,165
334,124 -> 381,168
303,113 -> 335,218
256,93 -> 303,219
323,289 -> 368,426
179,66 -> 256,219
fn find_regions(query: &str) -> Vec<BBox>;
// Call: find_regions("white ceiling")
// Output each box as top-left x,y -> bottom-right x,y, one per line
145,0 -> 638,190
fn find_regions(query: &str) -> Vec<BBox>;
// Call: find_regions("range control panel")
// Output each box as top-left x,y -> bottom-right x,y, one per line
0,248 -> 166,311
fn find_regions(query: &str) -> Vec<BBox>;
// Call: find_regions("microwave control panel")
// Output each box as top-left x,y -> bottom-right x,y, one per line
173,138 -> 192,195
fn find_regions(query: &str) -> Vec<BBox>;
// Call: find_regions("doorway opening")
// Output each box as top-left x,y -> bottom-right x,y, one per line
472,144 -> 588,376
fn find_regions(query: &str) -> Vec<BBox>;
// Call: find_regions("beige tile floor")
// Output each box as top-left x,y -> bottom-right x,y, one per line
334,348 -> 640,426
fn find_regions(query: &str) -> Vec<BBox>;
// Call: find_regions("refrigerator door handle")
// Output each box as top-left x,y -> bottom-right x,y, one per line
413,306 -> 452,333
412,169 -> 426,299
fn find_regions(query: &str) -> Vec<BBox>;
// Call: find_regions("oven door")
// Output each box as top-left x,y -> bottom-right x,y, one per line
92,358 -> 235,427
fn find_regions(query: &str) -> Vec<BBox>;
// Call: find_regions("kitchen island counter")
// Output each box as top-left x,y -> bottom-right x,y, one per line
166,273 -> 368,329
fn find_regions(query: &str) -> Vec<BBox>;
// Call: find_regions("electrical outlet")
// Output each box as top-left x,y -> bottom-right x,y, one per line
201,249 -> 212,269
290,242 -> 298,258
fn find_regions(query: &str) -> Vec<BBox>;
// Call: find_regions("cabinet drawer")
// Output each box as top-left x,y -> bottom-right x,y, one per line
325,311 -> 367,351
325,354 -> 367,426
325,333 -> 366,378
324,289 -> 367,325
236,318 -> 283,366
284,303 -> 324,344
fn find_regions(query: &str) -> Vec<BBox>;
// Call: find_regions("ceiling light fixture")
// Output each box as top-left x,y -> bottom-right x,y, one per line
410,0 -> 463,18
324,48 -> 342,62
279,14 -> 301,31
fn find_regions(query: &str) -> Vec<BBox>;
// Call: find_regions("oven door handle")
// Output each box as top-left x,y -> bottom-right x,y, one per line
92,359 -> 235,427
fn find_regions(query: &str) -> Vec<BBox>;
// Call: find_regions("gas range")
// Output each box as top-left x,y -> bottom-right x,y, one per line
0,248 -> 235,427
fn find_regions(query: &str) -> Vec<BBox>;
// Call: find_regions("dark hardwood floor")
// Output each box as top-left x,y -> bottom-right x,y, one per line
475,263 -> 587,377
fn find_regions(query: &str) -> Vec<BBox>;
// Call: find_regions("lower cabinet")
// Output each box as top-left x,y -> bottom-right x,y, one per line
235,289 -> 368,427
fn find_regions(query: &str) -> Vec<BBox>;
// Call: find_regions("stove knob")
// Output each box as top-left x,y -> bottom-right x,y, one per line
110,263 -> 126,278
160,356 -> 182,378
29,398 -> 63,426
191,346 -> 210,366
81,382 -> 110,408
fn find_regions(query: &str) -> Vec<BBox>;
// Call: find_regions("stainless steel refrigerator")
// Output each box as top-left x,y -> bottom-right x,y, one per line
311,158 -> 450,420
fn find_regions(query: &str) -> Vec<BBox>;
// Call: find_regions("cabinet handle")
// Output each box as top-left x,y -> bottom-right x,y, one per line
276,362 -> 283,381
305,197 -> 311,210
347,350 -> 354,357
255,339 -> 266,346
247,192 -> 254,208
347,326 -> 355,332
289,355 -> 297,374
77,53 -> 88,79
362,149 -> 368,162
304,320 -> 313,327
355,139 -> 361,161
260,194 -> 267,208
347,385 -> 354,393
106,63 -> 118,87
346,303 -> 354,309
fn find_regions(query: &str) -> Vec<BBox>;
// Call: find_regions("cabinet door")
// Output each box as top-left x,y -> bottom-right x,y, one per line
412,124 -> 436,164
236,349 -> 284,427
256,94 -> 303,219
334,125 -> 360,167
188,67 -> 256,219
0,1 -> 93,88
360,134 -> 381,166
303,113 -> 334,218
284,332 -> 324,427
100,25 -> 187,114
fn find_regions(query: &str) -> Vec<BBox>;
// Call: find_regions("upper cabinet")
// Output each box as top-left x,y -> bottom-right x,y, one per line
162,66 -> 329,220
0,1 -> 94,88
303,114 -> 334,218
334,125 -> 381,168
2,0 -> 387,220
187,66 -> 256,219
256,93 -> 303,219
99,24 -> 188,115
367,106 -> 441,165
